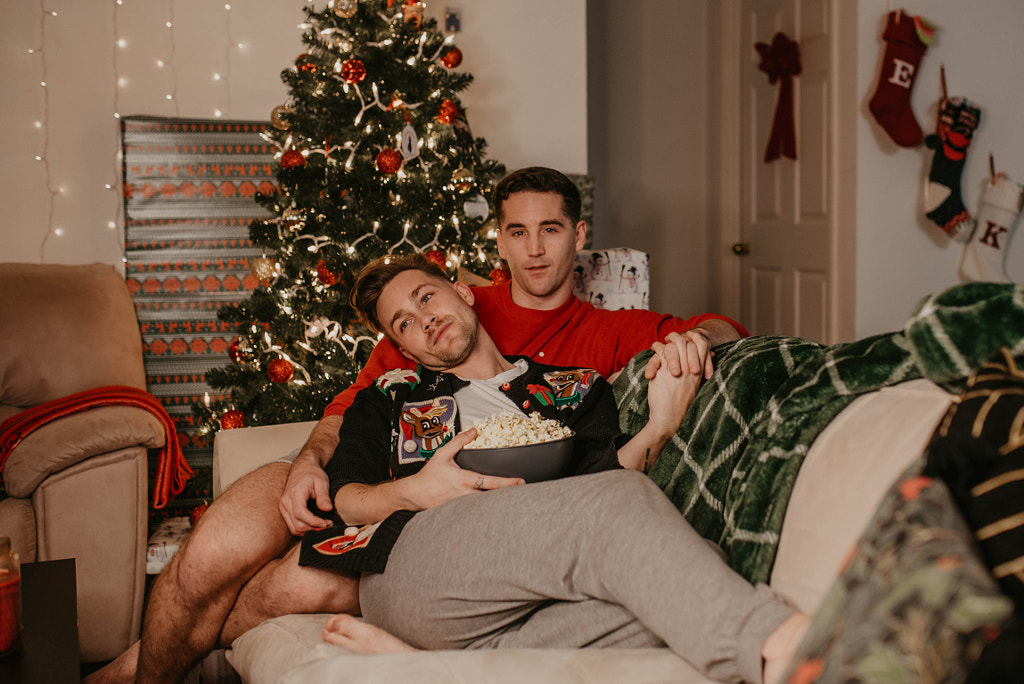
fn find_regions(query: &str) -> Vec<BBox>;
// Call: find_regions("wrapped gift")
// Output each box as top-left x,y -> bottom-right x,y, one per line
146,516 -> 192,575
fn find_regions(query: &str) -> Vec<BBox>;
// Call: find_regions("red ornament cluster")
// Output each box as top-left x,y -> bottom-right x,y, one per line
489,267 -> 511,285
316,260 -> 342,286
280,150 -> 306,170
190,502 -> 209,526
267,358 -> 295,384
424,250 -> 446,268
340,58 -> 366,84
376,148 -> 403,174
295,53 -> 317,73
220,410 -> 245,430
436,99 -> 459,125
440,47 -> 463,69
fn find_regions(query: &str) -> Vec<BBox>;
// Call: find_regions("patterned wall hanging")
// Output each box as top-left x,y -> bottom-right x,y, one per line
121,116 -> 275,525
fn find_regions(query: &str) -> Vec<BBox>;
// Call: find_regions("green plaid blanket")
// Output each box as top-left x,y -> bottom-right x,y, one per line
613,283 -> 1024,583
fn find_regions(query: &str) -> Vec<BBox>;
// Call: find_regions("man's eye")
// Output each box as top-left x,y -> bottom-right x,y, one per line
421,292 -> 432,304
399,320 -> 409,332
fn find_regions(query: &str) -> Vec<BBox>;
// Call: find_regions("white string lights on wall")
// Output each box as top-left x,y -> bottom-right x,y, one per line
31,4 -> 60,259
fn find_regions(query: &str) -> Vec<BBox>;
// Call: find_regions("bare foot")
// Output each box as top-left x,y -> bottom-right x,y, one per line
81,640 -> 138,684
762,613 -> 812,684
322,614 -> 417,654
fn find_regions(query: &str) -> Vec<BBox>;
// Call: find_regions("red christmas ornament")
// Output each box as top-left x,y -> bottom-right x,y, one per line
340,58 -> 366,84
190,502 -> 209,527
489,267 -> 511,285
440,47 -> 463,69
316,260 -> 342,286
220,410 -> 245,430
424,250 -> 446,268
376,148 -> 403,174
296,53 -> 317,73
280,149 -> 306,170
267,358 -> 294,384
228,337 -> 241,361
436,99 -> 459,125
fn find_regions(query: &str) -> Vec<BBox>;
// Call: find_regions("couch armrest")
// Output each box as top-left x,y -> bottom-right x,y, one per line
212,421 -> 318,498
3,406 -> 164,497
34,446 -> 147,662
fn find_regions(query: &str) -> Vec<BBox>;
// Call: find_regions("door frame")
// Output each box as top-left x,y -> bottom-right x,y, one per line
716,0 -> 858,343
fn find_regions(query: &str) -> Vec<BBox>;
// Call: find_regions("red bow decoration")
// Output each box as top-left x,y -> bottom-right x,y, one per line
755,32 -> 802,162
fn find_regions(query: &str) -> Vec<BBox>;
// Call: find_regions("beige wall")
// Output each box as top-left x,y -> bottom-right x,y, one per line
0,0 -> 587,271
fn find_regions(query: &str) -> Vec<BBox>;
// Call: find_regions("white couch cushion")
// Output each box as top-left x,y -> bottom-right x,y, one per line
229,615 -> 710,684
769,378 -> 953,614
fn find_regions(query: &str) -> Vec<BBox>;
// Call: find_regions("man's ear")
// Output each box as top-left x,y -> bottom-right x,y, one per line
495,228 -> 507,260
453,280 -> 475,306
573,221 -> 588,252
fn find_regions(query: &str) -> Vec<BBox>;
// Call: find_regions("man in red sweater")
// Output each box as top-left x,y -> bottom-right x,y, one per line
93,167 -> 746,684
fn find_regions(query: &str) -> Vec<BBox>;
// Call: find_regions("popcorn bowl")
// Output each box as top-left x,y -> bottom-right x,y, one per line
456,434 -> 574,483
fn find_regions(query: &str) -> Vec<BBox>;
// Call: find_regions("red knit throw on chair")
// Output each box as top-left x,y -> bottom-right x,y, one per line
0,385 -> 192,509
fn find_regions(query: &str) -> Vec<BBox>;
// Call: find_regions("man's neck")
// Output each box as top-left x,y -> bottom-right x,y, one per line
509,282 -> 574,311
439,328 -> 514,379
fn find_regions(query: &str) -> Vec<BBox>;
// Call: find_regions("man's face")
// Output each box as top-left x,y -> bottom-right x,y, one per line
376,269 -> 479,370
496,191 -> 587,310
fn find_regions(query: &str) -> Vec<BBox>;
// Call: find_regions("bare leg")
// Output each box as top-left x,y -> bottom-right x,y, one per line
219,543 -> 360,644
134,462 -> 295,684
81,640 -> 139,684
322,614 -> 416,654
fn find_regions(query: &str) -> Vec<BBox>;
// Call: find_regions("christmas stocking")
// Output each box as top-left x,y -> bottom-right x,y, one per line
960,175 -> 1023,283
868,11 -> 935,147
924,96 -> 981,241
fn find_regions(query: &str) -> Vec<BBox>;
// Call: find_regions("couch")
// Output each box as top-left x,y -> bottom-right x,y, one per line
209,282 -> 1024,683
0,262 -> 159,662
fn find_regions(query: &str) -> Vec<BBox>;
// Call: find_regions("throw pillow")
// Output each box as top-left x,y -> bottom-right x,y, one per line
781,459 -> 1012,683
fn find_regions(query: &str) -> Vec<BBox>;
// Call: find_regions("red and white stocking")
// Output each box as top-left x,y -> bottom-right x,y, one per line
960,175 -> 1023,283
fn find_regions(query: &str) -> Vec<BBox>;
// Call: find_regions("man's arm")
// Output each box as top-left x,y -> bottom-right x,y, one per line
279,338 -> 413,535
644,318 -> 742,381
278,415 -> 344,535
619,346 -> 703,472
333,429 -> 524,525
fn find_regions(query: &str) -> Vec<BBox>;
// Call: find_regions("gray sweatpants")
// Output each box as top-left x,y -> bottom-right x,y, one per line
359,470 -> 794,683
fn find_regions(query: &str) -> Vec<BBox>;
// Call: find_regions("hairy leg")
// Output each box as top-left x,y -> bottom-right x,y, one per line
219,542 -> 361,644
134,462 -> 295,684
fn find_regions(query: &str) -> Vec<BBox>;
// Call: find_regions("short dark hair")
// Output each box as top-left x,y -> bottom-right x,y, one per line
351,254 -> 449,336
493,167 -> 582,227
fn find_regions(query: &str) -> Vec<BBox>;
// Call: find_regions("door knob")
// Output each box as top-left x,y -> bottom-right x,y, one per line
732,242 -> 751,256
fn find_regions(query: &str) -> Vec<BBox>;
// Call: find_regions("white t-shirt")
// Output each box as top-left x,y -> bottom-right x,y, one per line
453,358 -> 529,427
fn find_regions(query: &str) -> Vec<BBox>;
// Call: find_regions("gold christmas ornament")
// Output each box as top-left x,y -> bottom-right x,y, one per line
329,0 -> 358,18
251,257 -> 277,283
452,166 -> 475,192
271,105 -> 293,130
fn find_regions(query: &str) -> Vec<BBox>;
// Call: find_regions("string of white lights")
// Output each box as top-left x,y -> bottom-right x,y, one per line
166,0 -> 179,115
111,0 -> 126,264
220,3 -> 234,118
34,2 -> 59,260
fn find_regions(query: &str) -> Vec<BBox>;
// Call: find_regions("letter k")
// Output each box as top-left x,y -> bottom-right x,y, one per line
980,221 -> 1009,249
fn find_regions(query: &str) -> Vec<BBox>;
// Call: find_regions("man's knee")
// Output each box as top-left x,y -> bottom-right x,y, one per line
262,546 -> 360,616
170,462 -> 295,587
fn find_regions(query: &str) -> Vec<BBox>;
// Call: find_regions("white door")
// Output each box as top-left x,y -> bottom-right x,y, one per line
721,0 -> 856,344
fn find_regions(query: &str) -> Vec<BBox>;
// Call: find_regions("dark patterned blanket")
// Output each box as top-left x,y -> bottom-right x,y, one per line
613,283 -> 1024,583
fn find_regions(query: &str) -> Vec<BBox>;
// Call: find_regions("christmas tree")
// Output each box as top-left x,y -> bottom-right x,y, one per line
194,0 -> 506,436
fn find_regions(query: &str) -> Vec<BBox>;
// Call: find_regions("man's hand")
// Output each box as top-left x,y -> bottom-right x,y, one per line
645,329 -> 714,381
334,428 -> 524,525
279,452 -> 333,535
279,414 -> 344,535
646,351 -> 703,438
408,428 -> 525,510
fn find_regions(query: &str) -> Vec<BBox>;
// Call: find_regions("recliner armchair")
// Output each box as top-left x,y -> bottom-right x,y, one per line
0,262 -> 158,662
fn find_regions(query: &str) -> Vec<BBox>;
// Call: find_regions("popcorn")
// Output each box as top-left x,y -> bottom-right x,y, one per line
464,411 -> 572,449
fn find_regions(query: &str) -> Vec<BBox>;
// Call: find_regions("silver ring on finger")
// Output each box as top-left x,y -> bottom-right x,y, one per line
475,476 -> 484,490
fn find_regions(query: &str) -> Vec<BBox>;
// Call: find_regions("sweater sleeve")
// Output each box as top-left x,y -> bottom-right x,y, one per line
325,383 -> 395,497
562,376 -> 626,476
321,339 -> 414,419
